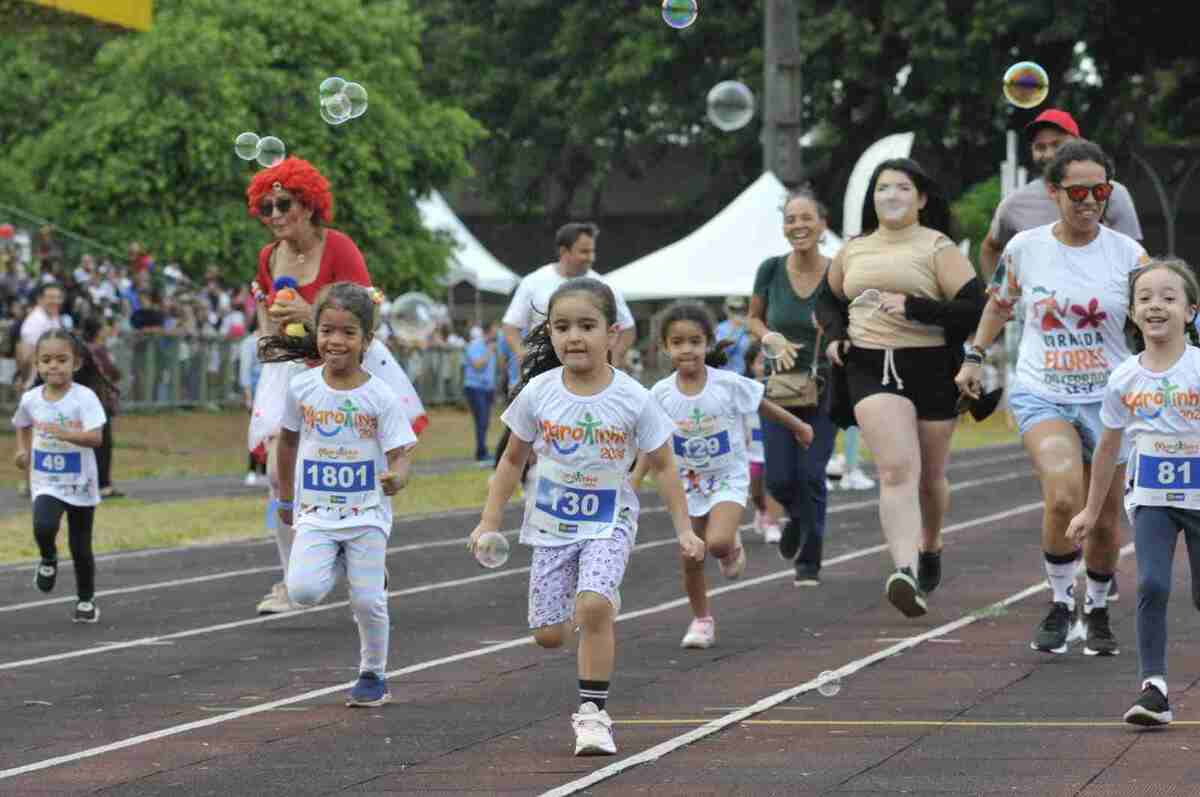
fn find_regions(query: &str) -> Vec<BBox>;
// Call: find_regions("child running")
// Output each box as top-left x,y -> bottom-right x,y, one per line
1067,259 -> 1200,726
266,282 -> 416,708
469,277 -> 705,757
744,341 -> 785,544
11,329 -> 117,623
635,302 -> 812,649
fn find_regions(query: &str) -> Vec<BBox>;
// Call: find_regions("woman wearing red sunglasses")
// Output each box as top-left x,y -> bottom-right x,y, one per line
244,157 -> 428,615
957,140 -> 1150,658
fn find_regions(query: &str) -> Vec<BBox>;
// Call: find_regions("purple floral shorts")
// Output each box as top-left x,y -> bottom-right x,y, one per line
527,526 -> 632,629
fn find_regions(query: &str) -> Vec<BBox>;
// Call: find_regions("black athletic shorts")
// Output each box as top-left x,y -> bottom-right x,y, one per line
843,344 -> 960,421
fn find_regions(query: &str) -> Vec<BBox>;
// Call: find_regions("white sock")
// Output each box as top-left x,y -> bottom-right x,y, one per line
1085,572 -> 1111,613
1143,676 -> 1168,697
274,521 -> 294,572
1044,556 -> 1078,609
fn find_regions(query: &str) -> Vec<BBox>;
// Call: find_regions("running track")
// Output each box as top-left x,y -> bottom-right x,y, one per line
1,444 -> 1198,795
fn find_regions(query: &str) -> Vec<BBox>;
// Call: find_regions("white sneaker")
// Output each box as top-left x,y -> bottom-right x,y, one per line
680,616 -> 716,649
841,468 -> 876,490
763,522 -> 782,544
753,510 -> 769,539
572,702 -> 616,755
718,534 -> 746,580
825,453 -> 846,478
256,582 -> 297,615
243,472 -> 258,487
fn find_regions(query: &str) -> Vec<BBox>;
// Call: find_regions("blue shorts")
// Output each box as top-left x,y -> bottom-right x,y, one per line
1007,389 -> 1129,465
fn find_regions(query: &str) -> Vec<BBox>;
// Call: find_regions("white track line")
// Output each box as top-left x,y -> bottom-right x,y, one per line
0,471 -> 1029,672
542,534 -> 1135,797
0,448 -> 1025,574
0,500 -> 1042,781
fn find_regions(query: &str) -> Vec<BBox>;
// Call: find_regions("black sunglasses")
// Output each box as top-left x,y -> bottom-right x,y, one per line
257,198 -> 293,217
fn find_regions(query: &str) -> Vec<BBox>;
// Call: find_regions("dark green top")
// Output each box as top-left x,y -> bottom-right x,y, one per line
752,254 -> 826,372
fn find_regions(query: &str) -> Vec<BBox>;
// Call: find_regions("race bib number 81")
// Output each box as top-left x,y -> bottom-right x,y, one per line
1132,435 -> 1200,510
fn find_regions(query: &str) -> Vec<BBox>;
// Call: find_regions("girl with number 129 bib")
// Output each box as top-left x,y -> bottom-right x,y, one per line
469,278 -> 705,758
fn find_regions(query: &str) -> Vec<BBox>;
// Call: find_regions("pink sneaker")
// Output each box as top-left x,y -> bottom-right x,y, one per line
680,616 -> 716,649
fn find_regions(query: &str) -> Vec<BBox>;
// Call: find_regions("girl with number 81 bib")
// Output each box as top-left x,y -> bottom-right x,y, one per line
469,278 -> 705,757
12,329 -> 116,624
633,302 -> 812,650
265,283 -> 416,708
1068,259 -> 1200,727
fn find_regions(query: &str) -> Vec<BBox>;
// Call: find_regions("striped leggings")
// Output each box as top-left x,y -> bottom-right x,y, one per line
286,526 -> 390,674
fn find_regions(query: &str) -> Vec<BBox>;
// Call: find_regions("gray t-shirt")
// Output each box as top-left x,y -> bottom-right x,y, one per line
987,177 -> 1142,249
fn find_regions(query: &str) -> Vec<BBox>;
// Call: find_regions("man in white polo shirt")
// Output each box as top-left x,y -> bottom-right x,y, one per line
17,282 -> 71,388
501,222 -> 636,373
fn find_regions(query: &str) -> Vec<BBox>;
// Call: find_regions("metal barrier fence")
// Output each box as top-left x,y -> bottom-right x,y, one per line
0,334 -> 474,413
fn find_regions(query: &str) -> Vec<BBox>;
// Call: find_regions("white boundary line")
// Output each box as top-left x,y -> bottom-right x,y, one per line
542,534 -> 1135,797
0,500 -> 1043,781
0,448 -> 1026,574
0,471 -> 1029,670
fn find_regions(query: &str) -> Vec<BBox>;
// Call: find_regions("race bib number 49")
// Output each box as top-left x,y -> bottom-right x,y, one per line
1131,435 -> 1200,510
31,448 -> 84,486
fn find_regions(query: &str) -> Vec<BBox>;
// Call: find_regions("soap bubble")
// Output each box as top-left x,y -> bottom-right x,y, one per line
474,531 -> 510,569
1002,61 -> 1049,109
706,81 -> 755,132
234,132 -> 260,161
661,0 -> 698,29
391,292 -> 439,341
761,332 -> 791,361
343,82 -> 368,119
817,671 -> 841,697
255,136 -> 286,168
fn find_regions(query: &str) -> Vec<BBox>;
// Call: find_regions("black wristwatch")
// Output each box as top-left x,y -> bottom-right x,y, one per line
962,342 -> 984,364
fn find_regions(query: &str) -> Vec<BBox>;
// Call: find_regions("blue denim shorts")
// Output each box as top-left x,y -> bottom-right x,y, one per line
1007,389 -> 1129,465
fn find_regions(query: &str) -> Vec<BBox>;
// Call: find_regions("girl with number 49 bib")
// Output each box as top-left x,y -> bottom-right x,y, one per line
267,282 -> 416,709
633,302 -> 812,650
1068,259 -> 1200,727
469,278 -> 705,757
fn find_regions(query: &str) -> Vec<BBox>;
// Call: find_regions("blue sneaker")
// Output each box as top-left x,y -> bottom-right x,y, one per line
346,672 -> 390,707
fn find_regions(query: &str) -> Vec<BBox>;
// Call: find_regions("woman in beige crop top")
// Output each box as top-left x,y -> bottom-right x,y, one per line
821,158 -> 983,619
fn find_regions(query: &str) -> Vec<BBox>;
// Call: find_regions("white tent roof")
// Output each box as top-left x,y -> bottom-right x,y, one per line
417,190 -> 519,295
604,172 -> 843,301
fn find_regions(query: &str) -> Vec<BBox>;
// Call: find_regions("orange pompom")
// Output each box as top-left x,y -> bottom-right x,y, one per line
276,288 -> 297,302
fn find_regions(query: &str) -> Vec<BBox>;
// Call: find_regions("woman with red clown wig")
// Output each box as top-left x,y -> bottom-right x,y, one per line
246,156 -> 428,615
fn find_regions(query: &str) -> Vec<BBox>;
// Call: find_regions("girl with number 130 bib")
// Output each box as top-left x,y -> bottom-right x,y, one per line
469,277 -> 705,757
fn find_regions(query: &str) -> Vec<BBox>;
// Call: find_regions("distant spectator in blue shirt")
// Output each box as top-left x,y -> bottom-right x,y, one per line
496,328 -> 519,398
463,323 -> 497,463
715,295 -> 752,374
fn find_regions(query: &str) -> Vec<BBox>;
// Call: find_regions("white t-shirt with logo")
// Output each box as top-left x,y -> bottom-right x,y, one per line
502,366 -> 675,546
11,383 -> 107,507
651,366 -> 764,481
993,223 -> 1148,403
501,263 -> 636,332
281,367 -> 417,535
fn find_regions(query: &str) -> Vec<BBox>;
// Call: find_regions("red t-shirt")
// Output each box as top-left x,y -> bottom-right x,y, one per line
255,228 -> 370,301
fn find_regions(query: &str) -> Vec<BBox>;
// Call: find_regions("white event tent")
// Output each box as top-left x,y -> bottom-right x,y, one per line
416,190 -> 519,295
604,171 -> 843,301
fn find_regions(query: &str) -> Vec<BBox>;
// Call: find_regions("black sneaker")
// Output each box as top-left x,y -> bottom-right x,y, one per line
1124,684 -> 1172,726
777,519 -> 807,562
885,567 -> 927,617
917,549 -> 942,594
73,600 -> 100,623
34,560 -> 57,593
1083,607 -> 1119,656
793,564 -> 820,587
1031,602 -> 1072,653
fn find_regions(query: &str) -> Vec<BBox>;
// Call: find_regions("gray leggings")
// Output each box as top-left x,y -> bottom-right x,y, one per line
1134,505 -> 1200,680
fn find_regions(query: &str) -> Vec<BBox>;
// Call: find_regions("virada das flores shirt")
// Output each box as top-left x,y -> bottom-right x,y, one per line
281,367 -> 417,535
650,366 -> 764,499
1102,347 -> 1200,513
12,383 -> 107,507
992,223 -> 1148,403
502,366 -> 675,547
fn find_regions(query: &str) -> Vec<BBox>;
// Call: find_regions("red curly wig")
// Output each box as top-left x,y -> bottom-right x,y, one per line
246,157 -> 334,224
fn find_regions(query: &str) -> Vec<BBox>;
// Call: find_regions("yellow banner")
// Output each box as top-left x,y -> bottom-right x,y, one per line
32,0 -> 152,30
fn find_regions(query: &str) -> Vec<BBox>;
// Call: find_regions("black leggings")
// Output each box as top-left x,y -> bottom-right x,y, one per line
95,420 -> 114,489
33,495 -> 96,600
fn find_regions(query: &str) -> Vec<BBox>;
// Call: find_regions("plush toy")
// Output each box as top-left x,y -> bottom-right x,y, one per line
271,276 -> 308,337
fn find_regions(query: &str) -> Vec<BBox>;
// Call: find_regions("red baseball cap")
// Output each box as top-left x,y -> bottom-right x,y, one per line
1024,109 -> 1081,139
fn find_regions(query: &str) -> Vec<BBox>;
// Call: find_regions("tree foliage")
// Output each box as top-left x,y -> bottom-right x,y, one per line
1,0 -> 484,291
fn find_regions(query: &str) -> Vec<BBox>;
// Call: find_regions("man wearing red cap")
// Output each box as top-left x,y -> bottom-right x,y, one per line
979,109 -> 1142,280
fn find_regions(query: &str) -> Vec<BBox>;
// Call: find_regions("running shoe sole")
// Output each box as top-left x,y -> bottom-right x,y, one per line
1124,706 -> 1172,726
885,573 -> 927,618
346,692 -> 391,708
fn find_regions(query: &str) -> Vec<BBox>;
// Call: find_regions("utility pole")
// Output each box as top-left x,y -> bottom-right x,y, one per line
763,0 -> 804,187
